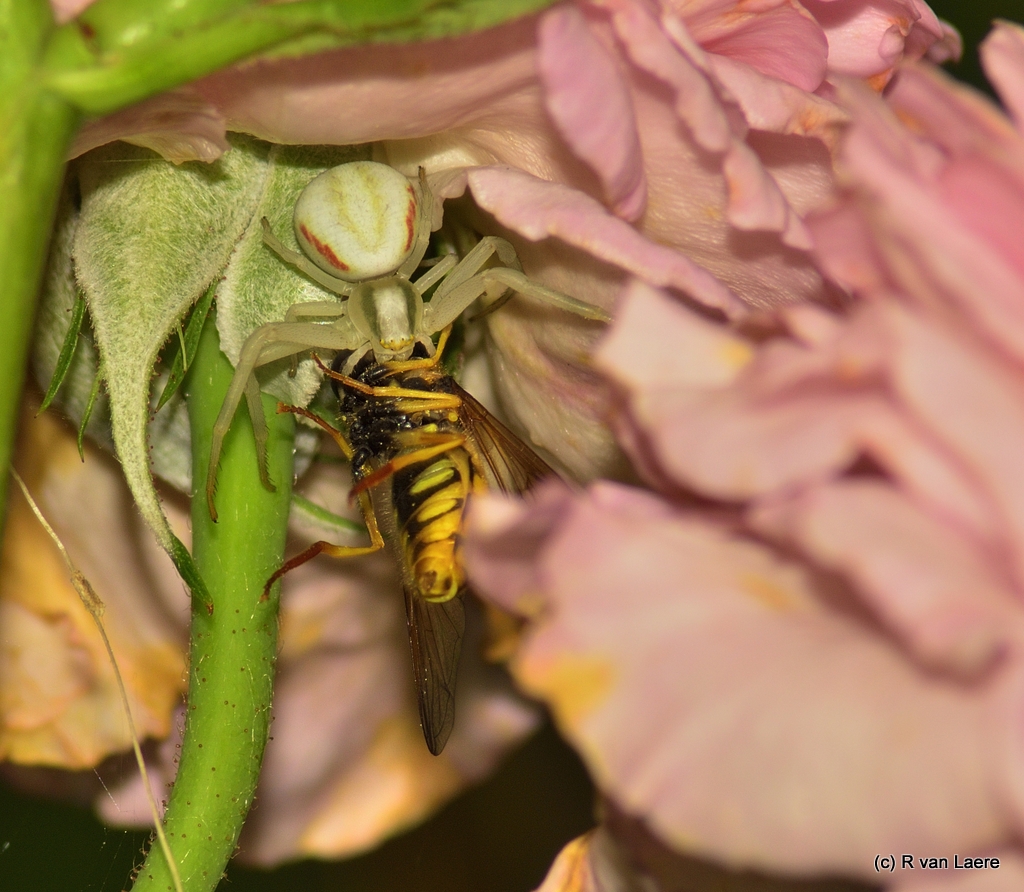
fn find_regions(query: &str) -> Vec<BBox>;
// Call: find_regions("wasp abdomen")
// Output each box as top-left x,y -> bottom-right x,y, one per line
394,456 -> 468,604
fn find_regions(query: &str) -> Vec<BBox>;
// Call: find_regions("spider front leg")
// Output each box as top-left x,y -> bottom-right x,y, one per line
206,316 -> 365,521
423,236 -> 611,332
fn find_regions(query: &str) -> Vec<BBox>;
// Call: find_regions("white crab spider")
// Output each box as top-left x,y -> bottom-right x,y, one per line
206,160 -> 610,517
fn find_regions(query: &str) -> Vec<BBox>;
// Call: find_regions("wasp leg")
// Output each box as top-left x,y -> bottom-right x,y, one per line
262,491 -> 385,600
351,433 -> 467,498
276,403 -> 355,460
262,403 -> 384,599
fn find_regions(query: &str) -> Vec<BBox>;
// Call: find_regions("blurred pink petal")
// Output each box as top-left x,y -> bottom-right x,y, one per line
982,21 -> 1024,130
538,5 -> 647,220
751,480 -> 1024,675
465,482 -> 1011,878
815,69 -> 1024,366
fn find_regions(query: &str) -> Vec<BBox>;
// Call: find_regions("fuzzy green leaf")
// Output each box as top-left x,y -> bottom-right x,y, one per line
156,279 -> 216,411
73,136 -> 271,550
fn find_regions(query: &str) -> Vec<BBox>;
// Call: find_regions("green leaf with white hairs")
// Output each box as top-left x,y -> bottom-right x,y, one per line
34,178 -> 113,451
73,135 -> 271,550
48,138 -> 370,553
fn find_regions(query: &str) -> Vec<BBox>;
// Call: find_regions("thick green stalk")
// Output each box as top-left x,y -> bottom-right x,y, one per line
0,0 -> 80,530
132,315 -> 294,892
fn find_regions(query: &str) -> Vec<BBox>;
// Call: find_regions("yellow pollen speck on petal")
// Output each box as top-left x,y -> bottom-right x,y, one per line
738,571 -> 807,612
512,589 -> 548,620
522,653 -> 615,730
895,108 -> 928,137
718,339 -> 753,371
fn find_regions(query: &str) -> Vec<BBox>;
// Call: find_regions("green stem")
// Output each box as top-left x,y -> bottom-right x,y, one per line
132,313 -> 294,892
0,0 -> 81,535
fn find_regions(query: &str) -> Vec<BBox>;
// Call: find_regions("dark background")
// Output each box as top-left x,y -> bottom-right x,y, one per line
3,2 -> 1024,890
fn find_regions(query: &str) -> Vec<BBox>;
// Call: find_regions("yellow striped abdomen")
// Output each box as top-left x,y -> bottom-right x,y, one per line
395,453 -> 475,603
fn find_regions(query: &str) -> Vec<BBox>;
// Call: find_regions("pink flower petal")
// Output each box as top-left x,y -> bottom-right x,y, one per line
982,21 -> 1024,132
801,0 -> 948,80
70,89 -> 229,164
194,18 -> 541,146
879,303 -> 1024,584
751,480 -> 1024,676
538,5 -> 647,220
688,0 -> 828,93
599,0 -> 734,153
708,54 -> 848,148
463,166 -> 745,317
595,279 -> 753,393
818,76 -> 1024,367
465,482 -> 1010,878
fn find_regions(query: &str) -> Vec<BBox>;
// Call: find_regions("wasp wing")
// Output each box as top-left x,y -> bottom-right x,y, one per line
450,381 -> 556,495
368,478 -> 466,756
405,586 -> 465,755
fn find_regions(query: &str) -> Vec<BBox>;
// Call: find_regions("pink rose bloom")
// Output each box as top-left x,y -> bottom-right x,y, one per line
71,0 -> 958,480
465,20 -> 1024,891
8,0 -> 956,868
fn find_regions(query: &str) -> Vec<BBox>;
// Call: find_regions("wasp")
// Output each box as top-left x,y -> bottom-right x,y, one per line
206,161 -> 609,753
265,331 -> 553,754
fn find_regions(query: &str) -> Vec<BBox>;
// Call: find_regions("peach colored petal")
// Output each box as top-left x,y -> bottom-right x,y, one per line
538,5 -> 647,220
193,17 -> 541,146
751,480 -> 1024,676
533,828 -> 641,892
464,482 -> 1009,878
982,21 -> 1024,132
0,410 -> 188,769
595,279 -> 753,392
707,54 -> 848,147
